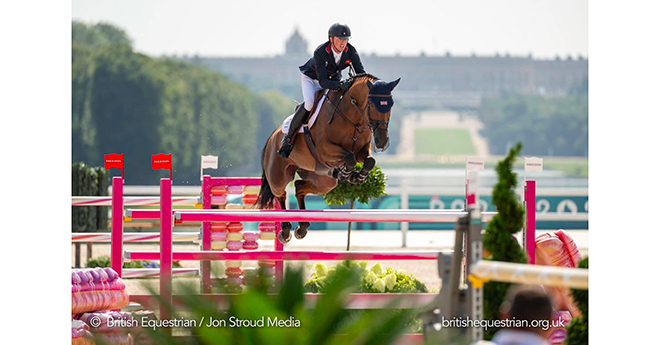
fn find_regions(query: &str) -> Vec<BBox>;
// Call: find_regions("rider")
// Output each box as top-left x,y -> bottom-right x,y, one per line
278,22 -> 366,158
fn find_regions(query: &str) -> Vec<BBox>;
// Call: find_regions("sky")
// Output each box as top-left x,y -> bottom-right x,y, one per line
72,0 -> 587,59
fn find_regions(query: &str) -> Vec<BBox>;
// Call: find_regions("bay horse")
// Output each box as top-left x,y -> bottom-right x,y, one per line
256,73 -> 401,243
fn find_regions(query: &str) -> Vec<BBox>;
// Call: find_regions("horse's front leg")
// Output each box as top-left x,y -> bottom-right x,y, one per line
349,146 -> 376,184
337,152 -> 357,181
320,144 -> 357,181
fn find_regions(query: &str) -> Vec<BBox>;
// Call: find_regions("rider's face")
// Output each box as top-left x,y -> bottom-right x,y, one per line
331,37 -> 348,53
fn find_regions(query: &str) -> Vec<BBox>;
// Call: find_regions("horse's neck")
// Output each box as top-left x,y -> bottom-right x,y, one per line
330,84 -> 368,123
313,86 -> 370,143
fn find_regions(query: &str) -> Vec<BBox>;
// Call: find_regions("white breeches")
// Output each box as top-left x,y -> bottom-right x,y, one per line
301,73 -> 323,111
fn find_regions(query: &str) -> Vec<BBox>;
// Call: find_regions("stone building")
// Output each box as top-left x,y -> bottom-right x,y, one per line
190,29 -> 587,110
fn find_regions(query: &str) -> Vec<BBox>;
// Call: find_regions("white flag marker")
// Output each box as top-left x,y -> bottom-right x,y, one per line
200,155 -> 218,180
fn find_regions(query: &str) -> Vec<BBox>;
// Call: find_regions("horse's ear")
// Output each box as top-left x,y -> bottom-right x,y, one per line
367,80 -> 373,90
388,78 -> 401,91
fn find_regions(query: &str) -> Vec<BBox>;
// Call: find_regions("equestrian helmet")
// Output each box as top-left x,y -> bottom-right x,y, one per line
328,22 -> 351,40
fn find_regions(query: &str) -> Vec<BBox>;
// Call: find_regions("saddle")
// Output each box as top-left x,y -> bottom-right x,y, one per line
300,89 -> 338,175
303,89 -> 326,123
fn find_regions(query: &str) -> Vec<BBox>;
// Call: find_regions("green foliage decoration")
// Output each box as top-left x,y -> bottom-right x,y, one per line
323,163 -> 387,206
85,255 -> 181,269
304,261 -> 428,294
322,163 -> 387,250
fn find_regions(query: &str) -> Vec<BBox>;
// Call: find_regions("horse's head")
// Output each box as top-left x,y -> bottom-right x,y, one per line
366,78 -> 401,152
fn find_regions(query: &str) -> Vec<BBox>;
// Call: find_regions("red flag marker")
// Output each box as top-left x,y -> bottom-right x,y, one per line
104,153 -> 124,179
152,154 -> 173,180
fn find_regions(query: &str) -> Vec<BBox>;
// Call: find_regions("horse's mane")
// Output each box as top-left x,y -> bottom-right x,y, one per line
348,73 -> 379,84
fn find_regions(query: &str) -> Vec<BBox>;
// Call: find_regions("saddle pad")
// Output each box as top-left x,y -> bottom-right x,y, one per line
282,89 -> 330,134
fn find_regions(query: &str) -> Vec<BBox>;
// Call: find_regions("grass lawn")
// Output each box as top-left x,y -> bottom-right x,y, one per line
414,128 -> 476,155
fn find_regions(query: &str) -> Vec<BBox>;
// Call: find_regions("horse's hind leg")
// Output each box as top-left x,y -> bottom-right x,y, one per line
294,173 -> 338,240
293,180 -> 310,239
278,194 -> 293,243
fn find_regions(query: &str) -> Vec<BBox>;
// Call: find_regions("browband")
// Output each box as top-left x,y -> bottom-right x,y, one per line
368,94 -> 392,97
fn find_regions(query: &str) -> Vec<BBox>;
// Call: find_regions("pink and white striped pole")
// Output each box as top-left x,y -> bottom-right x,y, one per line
160,178 -> 173,321
111,176 -> 123,277
127,250 -> 441,261
524,180 -> 536,264
274,199 -> 284,283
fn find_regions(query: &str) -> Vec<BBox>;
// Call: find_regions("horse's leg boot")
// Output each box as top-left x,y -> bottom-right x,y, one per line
278,106 -> 310,158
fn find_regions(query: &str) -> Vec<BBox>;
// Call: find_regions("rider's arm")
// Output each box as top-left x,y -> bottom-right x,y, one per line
314,50 -> 342,90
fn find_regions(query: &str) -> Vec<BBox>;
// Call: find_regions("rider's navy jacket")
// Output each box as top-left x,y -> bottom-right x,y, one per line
299,41 -> 366,90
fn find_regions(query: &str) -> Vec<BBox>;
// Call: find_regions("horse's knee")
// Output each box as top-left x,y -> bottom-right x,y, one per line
294,179 -> 306,189
363,156 -> 376,171
343,153 -> 357,168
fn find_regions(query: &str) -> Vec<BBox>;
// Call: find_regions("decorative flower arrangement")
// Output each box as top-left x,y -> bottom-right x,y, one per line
304,261 -> 428,293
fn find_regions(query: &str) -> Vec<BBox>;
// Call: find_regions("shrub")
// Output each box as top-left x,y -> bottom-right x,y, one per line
85,255 -> 180,269
566,257 -> 588,345
482,142 -> 527,339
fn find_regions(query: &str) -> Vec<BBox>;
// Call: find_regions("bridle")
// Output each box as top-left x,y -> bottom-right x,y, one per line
323,82 -> 392,153
364,93 -> 392,131
326,92 -> 391,132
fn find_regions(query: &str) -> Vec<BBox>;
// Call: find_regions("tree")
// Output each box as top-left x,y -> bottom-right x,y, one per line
72,43 -> 97,163
72,21 -> 132,49
482,142 -> 527,339
479,92 -> 588,157
71,21 -> 285,182
323,164 -> 387,250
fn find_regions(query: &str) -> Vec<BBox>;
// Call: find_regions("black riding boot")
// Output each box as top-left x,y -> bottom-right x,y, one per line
278,106 -> 310,158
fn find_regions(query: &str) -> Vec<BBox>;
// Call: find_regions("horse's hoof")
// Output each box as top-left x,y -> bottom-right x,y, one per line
278,230 -> 292,244
294,227 -> 307,239
278,222 -> 292,243
295,222 -> 309,239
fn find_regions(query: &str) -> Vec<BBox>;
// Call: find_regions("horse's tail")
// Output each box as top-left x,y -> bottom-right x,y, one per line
256,170 -> 275,209
256,130 -> 278,209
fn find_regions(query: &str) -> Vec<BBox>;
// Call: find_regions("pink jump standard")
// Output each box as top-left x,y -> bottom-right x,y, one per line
160,178 -> 173,321
524,180 -> 536,264
105,153 -> 125,278
111,177 -> 123,277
